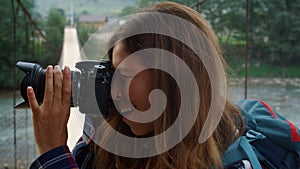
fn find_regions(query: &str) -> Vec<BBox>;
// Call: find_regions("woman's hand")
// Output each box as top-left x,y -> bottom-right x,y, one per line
27,65 -> 71,155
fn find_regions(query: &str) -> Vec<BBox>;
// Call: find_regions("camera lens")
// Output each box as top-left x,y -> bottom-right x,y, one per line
16,62 -> 46,105
16,61 -> 80,107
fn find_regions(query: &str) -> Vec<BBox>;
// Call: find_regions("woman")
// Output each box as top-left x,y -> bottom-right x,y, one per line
28,2 -> 246,169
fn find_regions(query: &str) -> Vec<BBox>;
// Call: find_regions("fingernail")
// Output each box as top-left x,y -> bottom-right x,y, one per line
54,65 -> 61,70
27,86 -> 33,94
47,65 -> 53,73
64,66 -> 70,74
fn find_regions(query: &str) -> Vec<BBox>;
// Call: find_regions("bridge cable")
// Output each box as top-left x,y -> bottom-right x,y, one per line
190,0 -> 208,9
10,0 -> 17,168
245,0 -> 249,99
15,0 -> 46,40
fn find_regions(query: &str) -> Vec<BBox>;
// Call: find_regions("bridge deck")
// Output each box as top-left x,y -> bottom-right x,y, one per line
59,26 -> 85,151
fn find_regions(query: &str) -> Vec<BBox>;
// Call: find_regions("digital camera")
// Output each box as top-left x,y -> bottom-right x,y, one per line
15,60 -> 114,115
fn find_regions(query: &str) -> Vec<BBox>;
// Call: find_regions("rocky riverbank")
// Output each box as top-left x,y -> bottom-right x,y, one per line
228,78 -> 300,87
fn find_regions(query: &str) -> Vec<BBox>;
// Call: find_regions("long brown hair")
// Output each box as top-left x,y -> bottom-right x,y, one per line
94,2 -> 243,169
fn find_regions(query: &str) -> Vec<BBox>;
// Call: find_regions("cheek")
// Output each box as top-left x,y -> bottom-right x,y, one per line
129,71 -> 153,111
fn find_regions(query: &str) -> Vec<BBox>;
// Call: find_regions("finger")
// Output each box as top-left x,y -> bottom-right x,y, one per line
27,86 -> 40,116
43,65 -> 53,105
53,65 -> 63,102
62,66 -> 71,107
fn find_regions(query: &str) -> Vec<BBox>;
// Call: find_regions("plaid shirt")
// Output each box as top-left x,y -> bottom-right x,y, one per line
30,116 -> 98,169
29,145 -> 79,169
30,137 -> 95,169
30,141 -> 251,169
29,115 -> 251,169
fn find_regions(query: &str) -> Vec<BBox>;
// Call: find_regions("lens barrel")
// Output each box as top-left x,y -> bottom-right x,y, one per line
16,61 -> 80,107
16,62 -> 46,105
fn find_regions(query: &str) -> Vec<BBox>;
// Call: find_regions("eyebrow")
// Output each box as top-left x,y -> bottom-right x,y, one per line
115,67 -> 132,74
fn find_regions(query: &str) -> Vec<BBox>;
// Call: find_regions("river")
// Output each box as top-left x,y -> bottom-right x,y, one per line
228,79 -> 300,127
0,80 -> 299,168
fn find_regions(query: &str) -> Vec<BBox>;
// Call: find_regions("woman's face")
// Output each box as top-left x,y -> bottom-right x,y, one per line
111,42 -> 154,136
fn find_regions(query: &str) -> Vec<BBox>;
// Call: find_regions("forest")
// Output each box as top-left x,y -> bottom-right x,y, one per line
0,0 -> 66,89
0,0 -> 299,90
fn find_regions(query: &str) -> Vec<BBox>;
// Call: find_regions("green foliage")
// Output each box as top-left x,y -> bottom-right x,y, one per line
34,0 -> 136,18
1,0 -> 299,91
77,24 -> 98,46
117,0 -> 300,76
229,58 -> 300,78
137,0 -> 195,7
119,6 -> 138,17
139,0 -> 160,7
196,0 -> 300,66
0,0 -> 37,89
0,1 -> 66,89
43,7 -> 66,66
258,0 -> 300,65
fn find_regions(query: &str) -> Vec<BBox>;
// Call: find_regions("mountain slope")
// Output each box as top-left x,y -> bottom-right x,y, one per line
34,0 -> 136,18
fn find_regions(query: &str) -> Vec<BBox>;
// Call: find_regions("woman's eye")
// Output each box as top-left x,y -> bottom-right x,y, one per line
118,70 -> 133,78
120,73 -> 133,78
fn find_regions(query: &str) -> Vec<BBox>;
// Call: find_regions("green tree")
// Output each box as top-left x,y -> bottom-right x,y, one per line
252,0 -> 300,65
0,0 -> 37,89
121,0 -> 300,67
0,0 -> 14,89
43,7 -> 66,66
119,6 -> 138,17
198,0 -> 300,66
138,0 -> 196,7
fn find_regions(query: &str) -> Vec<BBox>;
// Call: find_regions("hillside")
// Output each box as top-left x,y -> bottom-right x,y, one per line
34,0 -> 136,18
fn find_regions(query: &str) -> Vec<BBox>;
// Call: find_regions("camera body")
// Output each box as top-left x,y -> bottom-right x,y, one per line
16,60 -> 114,115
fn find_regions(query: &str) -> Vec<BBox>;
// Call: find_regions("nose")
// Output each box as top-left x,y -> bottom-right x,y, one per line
111,89 -> 123,100
111,80 -> 124,100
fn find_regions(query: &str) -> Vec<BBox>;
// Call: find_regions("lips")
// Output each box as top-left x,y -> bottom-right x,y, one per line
114,99 -> 135,117
113,99 -> 139,120
120,107 -> 134,114
118,107 -> 133,120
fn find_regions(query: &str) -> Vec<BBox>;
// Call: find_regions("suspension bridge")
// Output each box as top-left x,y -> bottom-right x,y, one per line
59,26 -> 85,151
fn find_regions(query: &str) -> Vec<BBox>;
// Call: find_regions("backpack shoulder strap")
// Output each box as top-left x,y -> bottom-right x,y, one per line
223,99 -> 300,169
222,136 -> 263,169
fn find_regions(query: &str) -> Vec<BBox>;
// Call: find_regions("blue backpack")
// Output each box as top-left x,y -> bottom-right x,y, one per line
222,99 -> 300,169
